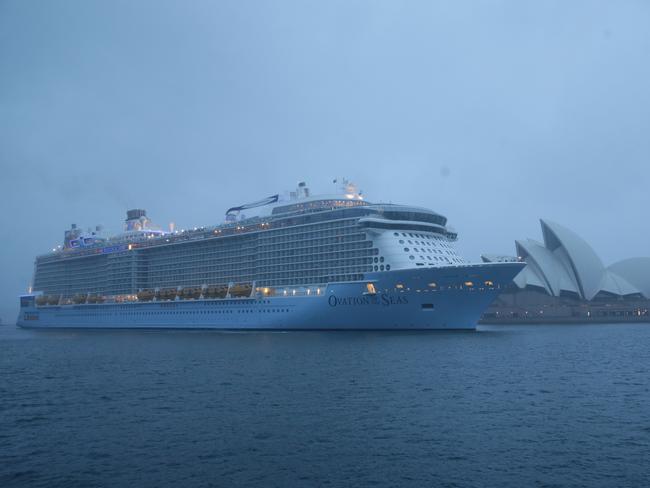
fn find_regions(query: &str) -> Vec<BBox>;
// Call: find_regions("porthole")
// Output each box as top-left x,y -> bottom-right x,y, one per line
404,247 -> 410,252
380,257 -> 384,263
409,255 -> 415,260
380,265 -> 385,271
374,257 -> 378,263
393,232 -> 399,237
386,264 -> 391,270
374,265 -> 379,271
399,240 -> 404,244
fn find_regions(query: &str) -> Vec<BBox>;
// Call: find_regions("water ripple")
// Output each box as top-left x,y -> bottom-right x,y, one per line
1,324 -> 650,487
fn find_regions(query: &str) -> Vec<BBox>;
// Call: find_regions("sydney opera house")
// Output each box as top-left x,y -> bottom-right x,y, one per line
481,220 -> 650,323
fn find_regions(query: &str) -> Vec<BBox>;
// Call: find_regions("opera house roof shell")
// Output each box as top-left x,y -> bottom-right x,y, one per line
484,220 -> 649,301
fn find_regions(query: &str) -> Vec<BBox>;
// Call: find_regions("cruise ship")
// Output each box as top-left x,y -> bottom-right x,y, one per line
17,180 -> 523,330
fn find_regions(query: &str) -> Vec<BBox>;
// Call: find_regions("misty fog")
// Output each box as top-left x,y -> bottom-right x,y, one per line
1,0 -> 649,322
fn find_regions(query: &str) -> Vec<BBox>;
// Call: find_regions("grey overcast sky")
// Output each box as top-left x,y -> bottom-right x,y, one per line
1,0 -> 649,322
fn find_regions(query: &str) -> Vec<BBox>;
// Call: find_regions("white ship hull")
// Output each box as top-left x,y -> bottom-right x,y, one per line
18,264 -> 523,330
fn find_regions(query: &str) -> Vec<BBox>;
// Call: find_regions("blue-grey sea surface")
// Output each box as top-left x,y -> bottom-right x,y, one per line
1,323 -> 649,488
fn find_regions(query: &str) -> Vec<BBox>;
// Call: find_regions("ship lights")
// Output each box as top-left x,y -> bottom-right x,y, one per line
464,281 -> 474,287
428,282 -> 437,288
484,280 -> 494,287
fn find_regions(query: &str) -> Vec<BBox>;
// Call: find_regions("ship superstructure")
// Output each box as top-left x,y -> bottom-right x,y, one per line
18,180 -> 523,330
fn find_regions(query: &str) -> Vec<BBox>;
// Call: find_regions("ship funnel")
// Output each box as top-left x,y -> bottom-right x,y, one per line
126,209 -> 147,221
125,209 -> 150,232
296,181 -> 310,198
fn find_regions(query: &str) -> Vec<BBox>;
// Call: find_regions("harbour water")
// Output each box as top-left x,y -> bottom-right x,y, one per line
1,323 -> 649,487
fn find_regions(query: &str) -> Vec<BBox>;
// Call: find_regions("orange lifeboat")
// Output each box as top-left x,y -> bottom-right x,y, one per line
179,287 -> 201,300
158,288 -> 178,301
230,283 -> 253,298
137,289 -> 155,301
203,285 -> 227,299
203,286 -> 216,299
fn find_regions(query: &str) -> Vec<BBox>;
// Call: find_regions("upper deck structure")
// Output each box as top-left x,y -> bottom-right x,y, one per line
32,180 -> 466,300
